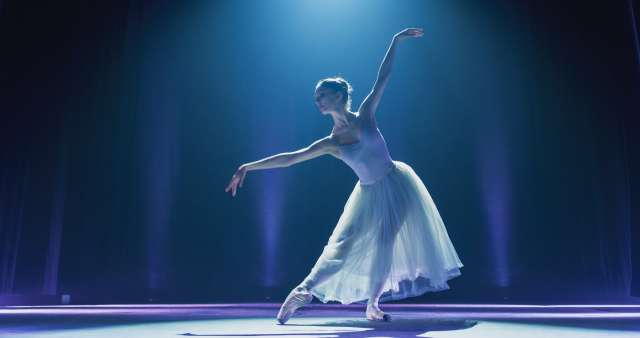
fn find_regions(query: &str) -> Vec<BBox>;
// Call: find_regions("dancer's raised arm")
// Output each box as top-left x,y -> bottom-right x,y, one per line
358,28 -> 424,123
225,136 -> 336,197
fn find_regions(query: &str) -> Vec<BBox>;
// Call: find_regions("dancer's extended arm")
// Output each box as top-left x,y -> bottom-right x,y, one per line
225,136 -> 335,197
358,28 -> 424,123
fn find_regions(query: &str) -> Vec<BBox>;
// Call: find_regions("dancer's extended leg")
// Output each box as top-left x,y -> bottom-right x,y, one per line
277,229 -> 355,324
299,248 -> 348,290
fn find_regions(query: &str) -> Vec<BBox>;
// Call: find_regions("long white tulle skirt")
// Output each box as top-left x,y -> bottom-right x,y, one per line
303,160 -> 463,304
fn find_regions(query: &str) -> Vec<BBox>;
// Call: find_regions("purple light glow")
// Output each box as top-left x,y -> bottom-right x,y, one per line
250,101 -> 290,288
43,153 -> 66,295
258,164 -> 284,288
140,52 -> 179,293
0,162 -> 29,294
477,131 -> 511,288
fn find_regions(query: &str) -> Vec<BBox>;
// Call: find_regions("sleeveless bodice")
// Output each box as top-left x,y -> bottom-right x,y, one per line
337,126 -> 394,185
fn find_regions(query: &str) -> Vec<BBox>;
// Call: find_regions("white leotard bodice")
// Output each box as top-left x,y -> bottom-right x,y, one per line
337,125 -> 395,185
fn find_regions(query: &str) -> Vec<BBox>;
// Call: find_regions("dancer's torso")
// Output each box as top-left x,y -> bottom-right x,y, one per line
334,119 -> 394,185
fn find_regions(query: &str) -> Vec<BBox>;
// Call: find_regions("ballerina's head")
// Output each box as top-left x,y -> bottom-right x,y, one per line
314,76 -> 353,116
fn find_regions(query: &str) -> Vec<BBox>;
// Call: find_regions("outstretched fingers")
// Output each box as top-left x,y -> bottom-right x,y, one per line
225,175 -> 239,197
396,27 -> 424,40
408,27 -> 423,37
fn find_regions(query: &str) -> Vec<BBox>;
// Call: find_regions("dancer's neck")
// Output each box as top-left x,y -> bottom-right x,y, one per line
330,108 -> 356,131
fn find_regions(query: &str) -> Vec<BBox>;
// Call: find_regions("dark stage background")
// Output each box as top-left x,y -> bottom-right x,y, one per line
1,0 -> 639,305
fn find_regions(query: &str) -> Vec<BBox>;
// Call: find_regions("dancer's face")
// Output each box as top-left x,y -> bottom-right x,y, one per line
314,87 -> 343,115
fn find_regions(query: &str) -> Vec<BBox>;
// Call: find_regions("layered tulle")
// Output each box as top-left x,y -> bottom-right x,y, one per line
304,160 -> 463,304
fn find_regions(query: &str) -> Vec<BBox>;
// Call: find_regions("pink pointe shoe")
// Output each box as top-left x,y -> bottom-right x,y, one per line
276,286 -> 313,324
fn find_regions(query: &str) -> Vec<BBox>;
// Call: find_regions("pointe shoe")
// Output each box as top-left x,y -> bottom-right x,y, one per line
366,303 -> 391,321
276,286 -> 313,324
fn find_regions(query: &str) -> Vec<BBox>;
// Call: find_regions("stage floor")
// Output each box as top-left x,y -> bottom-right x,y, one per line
1,303 -> 640,337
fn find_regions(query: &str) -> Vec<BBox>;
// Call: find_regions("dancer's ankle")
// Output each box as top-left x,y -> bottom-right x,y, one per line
294,284 -> 310,293
367,300 -> 379,308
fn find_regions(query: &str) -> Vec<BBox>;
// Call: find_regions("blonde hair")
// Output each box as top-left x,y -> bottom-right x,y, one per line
315,76 -> 353,111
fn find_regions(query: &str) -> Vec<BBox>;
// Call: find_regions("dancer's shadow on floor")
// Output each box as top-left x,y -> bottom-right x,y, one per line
289,318 -> 478,337
179,317 -> 477,337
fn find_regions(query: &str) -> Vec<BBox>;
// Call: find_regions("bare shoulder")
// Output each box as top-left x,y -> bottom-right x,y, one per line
354,110 -> 377,129
311,135 -> 340,158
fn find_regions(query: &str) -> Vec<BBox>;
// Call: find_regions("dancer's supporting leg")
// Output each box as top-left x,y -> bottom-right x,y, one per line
366,218 -> 403,321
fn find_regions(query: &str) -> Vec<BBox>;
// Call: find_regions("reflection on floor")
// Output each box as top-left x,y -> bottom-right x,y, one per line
2,303 -> 640,337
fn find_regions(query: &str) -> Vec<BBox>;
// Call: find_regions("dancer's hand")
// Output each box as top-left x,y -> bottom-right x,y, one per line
393,28 -> 424,42
225,165 -> 248,197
